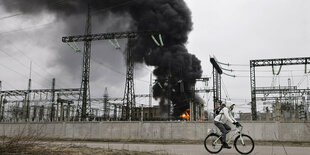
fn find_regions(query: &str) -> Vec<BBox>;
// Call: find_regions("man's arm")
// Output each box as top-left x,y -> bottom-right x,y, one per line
229,111 -> 242,126
229,111 -> 237,122
223,108 -> 234,123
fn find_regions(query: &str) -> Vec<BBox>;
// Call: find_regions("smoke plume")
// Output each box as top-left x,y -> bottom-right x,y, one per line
1,0 -> 202,119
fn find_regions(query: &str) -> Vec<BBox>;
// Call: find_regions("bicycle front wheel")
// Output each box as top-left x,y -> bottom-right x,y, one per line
234,134 -> 255,154
204,133 -> 223,154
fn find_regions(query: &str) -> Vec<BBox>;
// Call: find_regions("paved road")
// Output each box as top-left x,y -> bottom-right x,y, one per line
55,141 -> 310,155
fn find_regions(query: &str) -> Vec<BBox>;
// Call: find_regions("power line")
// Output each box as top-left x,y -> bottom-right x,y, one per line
235,75 -> 310,78
297,72 -> 310,87
0,48 -> 50,88
92,0 -> 136,15
89,55 -> 149,84
0,0 -> 135,35
0,62 -> 28,79
3,39 -> 70,88
0,13 -> 23,21
0,48 -> 46,77
0,21 -> 56,36
94,60 -> 150,84
0,2 -> 69,35
229,64 -> 249,66
214,60 -> 249,67
91,58 -> 125,75
1,81 -> 18,90
0,0 -> 72,26
221,79 -> 231,101
234,69 -> 308,72
135,64 -> 153,73
0,3 -> 77,88
0,62 -> 47,90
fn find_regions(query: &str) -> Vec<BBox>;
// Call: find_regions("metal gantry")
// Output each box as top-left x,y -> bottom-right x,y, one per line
250,57 -> 310,120
250,57 -> 310,67
63,29 -> 159,121
210,58 -> 223,112
62,31 -> 157,43
62,15 -> 159,121
0,84 -> 152,122
0,87 -> 80,122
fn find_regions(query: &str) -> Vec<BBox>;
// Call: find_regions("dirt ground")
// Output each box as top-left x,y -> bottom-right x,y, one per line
2,144 -> 157,155
1,134 -> 309,154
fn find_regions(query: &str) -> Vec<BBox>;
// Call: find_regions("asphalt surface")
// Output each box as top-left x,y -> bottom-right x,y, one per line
54,141 -> 310,155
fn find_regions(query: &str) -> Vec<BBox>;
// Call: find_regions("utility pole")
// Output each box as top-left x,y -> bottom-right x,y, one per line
168,62 -> 172,121
149,73 -> 152,120
51,78 -> 55,121
26,62 -> 32,121
0,81 -> 2,121
149,73 -> 152,108
103,87 -> 108,119
141,104 -> 144,121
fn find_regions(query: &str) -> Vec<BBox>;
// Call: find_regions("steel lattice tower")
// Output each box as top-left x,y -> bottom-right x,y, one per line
210,57 -> 222,115
212,68 -> 221,108
62,29 -> 158,121
80,6 -> 92,121
122,40 -> 136,121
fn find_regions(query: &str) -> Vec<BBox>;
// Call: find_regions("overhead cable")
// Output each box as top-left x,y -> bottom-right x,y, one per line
3,39 -> 70,88
0,13 -> 23,21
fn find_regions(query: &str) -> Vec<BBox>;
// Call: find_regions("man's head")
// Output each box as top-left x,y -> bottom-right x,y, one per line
220,103 -> 226,108
225,101 -> 235,110
229,104 -> 235,110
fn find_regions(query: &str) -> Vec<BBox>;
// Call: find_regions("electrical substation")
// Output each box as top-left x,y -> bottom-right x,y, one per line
0,5 -> 309,124
0,6 -> 210,123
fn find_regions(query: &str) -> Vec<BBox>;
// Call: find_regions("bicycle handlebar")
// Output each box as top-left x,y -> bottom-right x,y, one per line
236,125 -> 243,132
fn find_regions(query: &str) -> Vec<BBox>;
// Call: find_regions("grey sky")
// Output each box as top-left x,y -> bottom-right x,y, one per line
0,0 -> 310,113
185,0 -> 310,112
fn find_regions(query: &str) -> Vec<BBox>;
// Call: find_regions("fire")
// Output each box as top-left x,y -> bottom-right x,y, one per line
180,108 -> 190,121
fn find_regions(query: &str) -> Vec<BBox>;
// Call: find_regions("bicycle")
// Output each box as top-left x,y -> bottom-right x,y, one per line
204,125 -> 255,154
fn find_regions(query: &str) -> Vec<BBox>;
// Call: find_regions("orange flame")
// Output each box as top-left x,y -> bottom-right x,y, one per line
180,108 -> 190,121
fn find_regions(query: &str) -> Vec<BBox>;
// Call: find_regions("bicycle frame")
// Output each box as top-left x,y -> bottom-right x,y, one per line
212,126 -> 245,146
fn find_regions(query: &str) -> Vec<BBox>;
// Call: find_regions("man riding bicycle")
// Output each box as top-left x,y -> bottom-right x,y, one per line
214,102 -> 241,149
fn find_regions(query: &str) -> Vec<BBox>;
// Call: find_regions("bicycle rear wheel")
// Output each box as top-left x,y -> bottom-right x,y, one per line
204,133 -> 223,154
234,134 -> 255,154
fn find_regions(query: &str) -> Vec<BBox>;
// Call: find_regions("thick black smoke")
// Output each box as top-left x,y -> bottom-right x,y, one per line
128,1 -> 202,119
1,0 -> 202,119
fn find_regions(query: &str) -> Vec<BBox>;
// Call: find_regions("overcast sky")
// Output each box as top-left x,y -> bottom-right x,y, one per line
0,0 -> 309,113
185,0 -> 310,112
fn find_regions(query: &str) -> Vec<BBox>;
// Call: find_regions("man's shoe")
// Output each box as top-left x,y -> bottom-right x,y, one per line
222,142 -> 232,149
